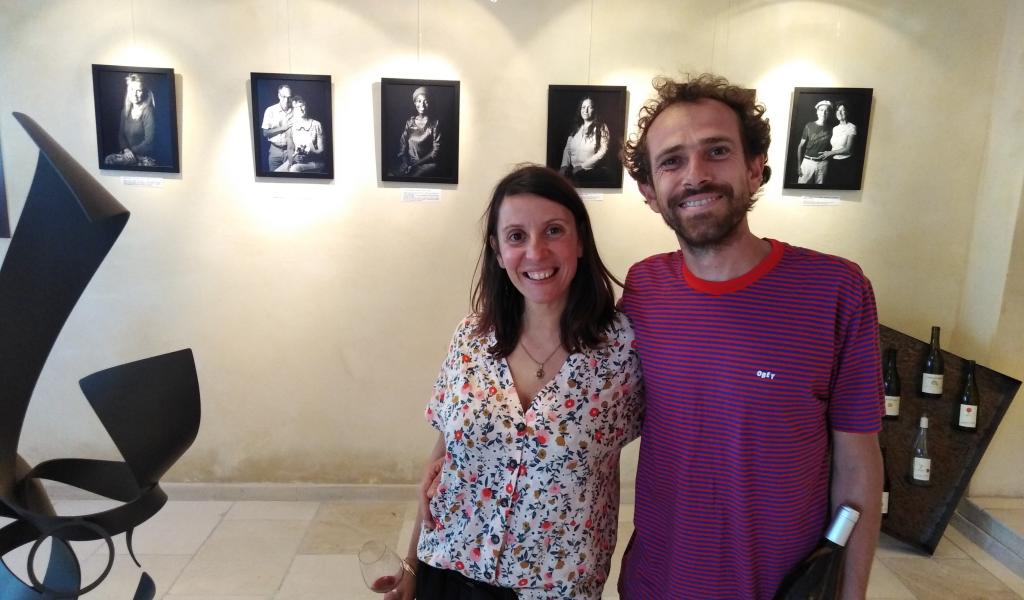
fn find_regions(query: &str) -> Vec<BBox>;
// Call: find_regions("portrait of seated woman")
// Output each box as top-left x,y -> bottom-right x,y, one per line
560,96 -> 611,185
103,73 -> 158,168
390,86 -> 442,178
92,65 -> 180,173
545,86 -> 627,189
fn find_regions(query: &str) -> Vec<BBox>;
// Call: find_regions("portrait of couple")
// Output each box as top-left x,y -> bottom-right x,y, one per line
250,73 -> 334,179
783,87 -> 873,191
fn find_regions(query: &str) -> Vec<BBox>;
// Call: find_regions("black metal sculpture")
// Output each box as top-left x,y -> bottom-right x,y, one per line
0,113 -> 200,599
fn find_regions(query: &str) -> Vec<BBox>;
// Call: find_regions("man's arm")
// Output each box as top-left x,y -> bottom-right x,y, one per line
261,107 -> 291,139
832,430 -> 882,600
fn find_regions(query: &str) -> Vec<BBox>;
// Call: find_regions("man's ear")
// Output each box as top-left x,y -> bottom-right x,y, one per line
747,154 -> 766,193
638,181 -> 660,214
490,236 -> 505,269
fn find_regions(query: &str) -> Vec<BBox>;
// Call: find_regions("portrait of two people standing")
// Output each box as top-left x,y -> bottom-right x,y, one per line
250,73 -> 333,179
784,87 -> 873,191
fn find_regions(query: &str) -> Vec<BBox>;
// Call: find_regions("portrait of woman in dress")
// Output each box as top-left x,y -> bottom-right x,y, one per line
380,78 -> 460,184
275,95 -> 326,174
560,96 -> 611,185
391,86 -> 442,178
545,85 -> 627,189
103,73 -> 157,168
92,64 -> 180,173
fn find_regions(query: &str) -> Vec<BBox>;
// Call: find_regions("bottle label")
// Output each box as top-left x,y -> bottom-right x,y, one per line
881,491 -> 889,514
921,373 -> 943,395
884,395 -> 900,416
959,405 -> 978,429
913,457 -> 931,481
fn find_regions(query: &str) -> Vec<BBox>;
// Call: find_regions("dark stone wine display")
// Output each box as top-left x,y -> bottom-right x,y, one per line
878,324 -> 1020,554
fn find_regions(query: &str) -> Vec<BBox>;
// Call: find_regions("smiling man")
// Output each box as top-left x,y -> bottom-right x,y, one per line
618,74 -> 883,599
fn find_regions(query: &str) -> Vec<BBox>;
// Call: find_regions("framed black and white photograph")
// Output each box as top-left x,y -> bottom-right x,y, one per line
783,87 -> 872,190
546,85 -> 627,189
250,72 -> 333,179
92,64 -> 180,173
380,78 -> 459,185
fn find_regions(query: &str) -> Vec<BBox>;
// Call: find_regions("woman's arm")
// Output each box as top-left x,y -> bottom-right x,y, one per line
385,434 -> 446,600
310,120 -> 324,155
580,123 -> 610,169
560,133 -> 574,172
130,105 -> 156,156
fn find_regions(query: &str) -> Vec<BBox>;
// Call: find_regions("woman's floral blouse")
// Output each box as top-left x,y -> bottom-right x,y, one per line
418,312 -> 644,599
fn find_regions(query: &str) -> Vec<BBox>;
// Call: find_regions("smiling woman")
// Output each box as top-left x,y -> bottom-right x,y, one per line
397,165 -> 646,600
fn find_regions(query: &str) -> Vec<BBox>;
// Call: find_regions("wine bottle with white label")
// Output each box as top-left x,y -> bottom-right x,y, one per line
910,415 -> 931,486
920,326 -> 944,398
883,348 -> 900,419
773,505 -> 860,600
881,447 -> 891,519
955,360 -> 979,432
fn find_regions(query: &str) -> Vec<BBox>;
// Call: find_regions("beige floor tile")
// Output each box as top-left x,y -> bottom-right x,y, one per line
80,553 -> 191,600
866,557 -> 917,599
169,519 -> 309,596
116,500 -> 233,556
876,533 -> 966,559
601,521 -> 633,599
274,554 -> 381,600
881,556 -> 1019,599
396,504 -> 419,558
987,508 -> 1024,536
165,596 -> 270,599
225,501 -> 319,521
299,501 -> 406,554
617,502 -> 634,524
944,525 -> 1024,597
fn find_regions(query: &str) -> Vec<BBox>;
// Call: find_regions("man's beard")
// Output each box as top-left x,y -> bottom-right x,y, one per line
660,182 -> 752,252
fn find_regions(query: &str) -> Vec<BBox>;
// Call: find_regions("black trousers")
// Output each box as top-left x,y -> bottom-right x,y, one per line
416,561 -> 518,600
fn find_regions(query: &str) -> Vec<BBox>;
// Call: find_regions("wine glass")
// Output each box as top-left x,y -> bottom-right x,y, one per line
358,540 -> 409,594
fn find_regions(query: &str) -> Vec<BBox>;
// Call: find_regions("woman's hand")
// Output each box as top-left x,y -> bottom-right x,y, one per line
383,564 -> 416,600
419,457 -> 443,531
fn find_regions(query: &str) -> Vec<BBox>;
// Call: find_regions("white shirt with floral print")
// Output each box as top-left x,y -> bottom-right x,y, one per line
418,312 -> 644,599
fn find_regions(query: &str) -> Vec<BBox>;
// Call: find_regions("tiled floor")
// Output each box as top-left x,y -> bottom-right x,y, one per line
2,498 -> 1023,599
972,496 -> 1024,540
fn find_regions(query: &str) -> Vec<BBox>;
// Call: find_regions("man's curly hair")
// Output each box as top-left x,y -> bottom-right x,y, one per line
622,73 -> 772,187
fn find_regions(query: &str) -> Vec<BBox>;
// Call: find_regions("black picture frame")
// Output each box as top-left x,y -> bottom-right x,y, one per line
380,78 -> 460,185
0,129 -> 9,237
250,72 -> 334,180
783,87 -> 872,191
92,64 -> 180,173
546,85 -> 627,189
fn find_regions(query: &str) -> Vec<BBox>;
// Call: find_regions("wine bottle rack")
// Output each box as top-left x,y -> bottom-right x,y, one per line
878,324 -> 1020,554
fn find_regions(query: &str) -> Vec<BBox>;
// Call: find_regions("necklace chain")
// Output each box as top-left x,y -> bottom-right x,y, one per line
520,342 -> 561,379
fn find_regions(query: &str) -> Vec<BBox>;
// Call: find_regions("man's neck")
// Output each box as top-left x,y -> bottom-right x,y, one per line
678,228 -> 771,282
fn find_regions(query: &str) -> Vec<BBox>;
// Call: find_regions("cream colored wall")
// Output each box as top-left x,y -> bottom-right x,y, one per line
0,0 -> 1020,490
966,0 -> 1024,496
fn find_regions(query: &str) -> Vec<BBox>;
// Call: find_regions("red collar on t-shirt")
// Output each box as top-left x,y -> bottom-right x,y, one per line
680,238 -> 784,295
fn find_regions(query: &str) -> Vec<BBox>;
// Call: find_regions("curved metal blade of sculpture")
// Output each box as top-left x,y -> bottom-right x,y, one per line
0,113 -> 200,599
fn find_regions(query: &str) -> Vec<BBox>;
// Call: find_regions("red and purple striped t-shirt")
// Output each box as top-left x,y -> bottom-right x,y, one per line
620,239 -> 883,599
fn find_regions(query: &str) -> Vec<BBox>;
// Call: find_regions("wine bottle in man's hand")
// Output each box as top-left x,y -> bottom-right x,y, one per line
773,505 -> 860,600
